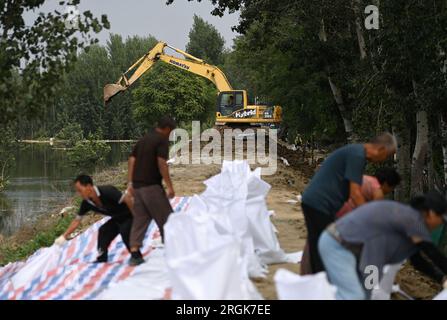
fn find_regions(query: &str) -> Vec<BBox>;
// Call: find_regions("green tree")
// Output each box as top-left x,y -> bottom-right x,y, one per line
132,63 -> 216,131
55,123 -> 84,147
186,14 -> 225,65
104,34 -> 158,138
0,0 -> 109,126
0,126 -> 17,191
67,133 -> 111,172
54,34 -> 158,139
171,0 -> 447,199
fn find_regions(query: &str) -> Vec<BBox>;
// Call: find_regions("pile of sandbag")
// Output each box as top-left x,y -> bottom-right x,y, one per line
164,160 -> 299,299
274,269 -> 336,300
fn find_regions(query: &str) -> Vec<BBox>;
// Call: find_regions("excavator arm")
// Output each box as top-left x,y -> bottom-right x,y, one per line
104,41 -> 233,103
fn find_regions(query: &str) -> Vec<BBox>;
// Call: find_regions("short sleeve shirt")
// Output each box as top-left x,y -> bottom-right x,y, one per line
336,175 -> 381,218
335,200 -> 432,278
131,129 -> 169,188
77,185 -> 131,220
302,144 -> 366,216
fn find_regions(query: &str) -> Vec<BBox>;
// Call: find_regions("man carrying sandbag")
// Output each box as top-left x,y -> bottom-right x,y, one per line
301,132 -> 397,273
54,175 -> 133,263
126,116 -> 176,266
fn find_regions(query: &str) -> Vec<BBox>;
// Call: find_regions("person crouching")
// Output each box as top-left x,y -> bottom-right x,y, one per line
54,175 -> 133,263
319,190 -> 447,299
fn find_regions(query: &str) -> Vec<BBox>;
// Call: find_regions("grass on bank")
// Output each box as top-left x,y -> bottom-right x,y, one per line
0,214 -> 74,266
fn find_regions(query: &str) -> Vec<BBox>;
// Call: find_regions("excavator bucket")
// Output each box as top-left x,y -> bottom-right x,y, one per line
104,83 -> 127,104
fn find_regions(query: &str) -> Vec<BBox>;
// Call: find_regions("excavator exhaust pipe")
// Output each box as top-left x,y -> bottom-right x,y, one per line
104,83 -> 127,104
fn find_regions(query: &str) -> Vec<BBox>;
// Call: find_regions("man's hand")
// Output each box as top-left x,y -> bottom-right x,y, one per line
443,276 -> 447,289
54,235 -> 67,246
158,156 -> 175,199
127,183 -> 134,196
166,186 -> 175,199
349,181 -> 366,207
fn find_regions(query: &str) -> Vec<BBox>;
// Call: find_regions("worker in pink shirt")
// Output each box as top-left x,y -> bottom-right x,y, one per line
300,167 -> 401,275
335,168 -> 401,218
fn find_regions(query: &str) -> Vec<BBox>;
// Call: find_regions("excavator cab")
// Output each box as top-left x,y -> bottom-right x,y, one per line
217,91 -> 246,116
215,90 -> 281,126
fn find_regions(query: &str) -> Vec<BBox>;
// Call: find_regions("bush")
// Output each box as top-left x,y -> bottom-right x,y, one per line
0,214 -> 74,266
67,133 -> 111,172
55,123 -> 84,147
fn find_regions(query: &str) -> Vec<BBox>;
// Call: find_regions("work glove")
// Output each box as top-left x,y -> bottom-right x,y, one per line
54,235 -> 67,246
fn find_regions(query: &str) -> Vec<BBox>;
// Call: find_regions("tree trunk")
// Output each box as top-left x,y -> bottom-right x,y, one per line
426,122 -> 436,191
320,18 -> 354,141
352,0 -> 367,60
327,76 -> 354,141
410,110 -> 429,195
440,112 -> 447,191
393,125 -> 411,201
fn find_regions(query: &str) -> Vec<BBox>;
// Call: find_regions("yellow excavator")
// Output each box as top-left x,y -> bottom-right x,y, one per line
104,41 -> 282,126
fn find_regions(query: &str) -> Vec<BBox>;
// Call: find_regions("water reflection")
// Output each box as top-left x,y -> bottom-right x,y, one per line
0,194 -> 15,235
0,143 -> 131,236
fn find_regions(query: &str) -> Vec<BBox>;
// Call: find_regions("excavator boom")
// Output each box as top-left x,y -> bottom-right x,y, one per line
104,41 -> 232,103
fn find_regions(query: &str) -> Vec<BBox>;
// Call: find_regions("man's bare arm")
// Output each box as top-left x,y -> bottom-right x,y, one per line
158,157 -> 174,198
63,219 -> 81,239
128,156 -> 135,185
349,181 -> 366,207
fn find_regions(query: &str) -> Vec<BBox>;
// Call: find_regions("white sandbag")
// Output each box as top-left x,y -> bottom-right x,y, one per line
371,263 -> 403,300
201,161 -> 267,278
10,245 -> 62,289
274,269 -> 337,300
164,211 -> 258,299
285,251 -> 303,264
182,194 -> 267,278
168,240 -> 244,300
433,289 -> 447,300
245,195 -> 289,264
97,249 -> 170,300
186,160 -> 296,278
246,167 -> 270,200
202,161 -> 251,239
242,164 -> 294,265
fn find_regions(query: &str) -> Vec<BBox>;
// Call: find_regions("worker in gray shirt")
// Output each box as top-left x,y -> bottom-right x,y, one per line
301,132 -> 397,273
319,190 -> 447,299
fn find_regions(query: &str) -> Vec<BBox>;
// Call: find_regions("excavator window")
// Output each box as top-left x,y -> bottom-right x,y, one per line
218,92 -> 244,116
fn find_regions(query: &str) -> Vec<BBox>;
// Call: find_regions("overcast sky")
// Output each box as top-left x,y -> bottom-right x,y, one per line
25,0 -> 240,49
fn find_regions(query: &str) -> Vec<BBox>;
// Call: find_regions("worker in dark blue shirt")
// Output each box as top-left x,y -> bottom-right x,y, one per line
301,132 -> 397,273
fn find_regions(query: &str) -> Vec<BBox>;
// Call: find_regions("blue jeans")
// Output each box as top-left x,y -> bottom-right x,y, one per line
318,231 -> 366,300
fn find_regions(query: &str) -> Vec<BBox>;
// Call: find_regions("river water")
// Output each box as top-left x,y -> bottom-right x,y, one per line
0,143 -> 132,236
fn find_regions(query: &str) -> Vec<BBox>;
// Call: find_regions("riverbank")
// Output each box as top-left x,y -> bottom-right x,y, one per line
0,163 -> 128,266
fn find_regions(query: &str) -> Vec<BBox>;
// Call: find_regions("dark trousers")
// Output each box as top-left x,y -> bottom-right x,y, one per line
301,203 -> 335,273
98,216 -> 132,253
130,184 -> 173,248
